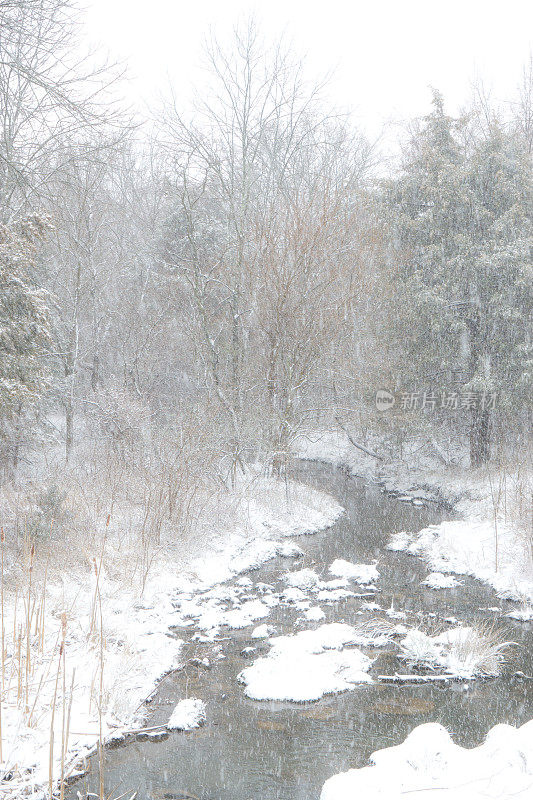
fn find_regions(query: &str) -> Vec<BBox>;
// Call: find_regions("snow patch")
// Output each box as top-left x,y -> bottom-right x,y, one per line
329,559 -> 379,584
321,720 -> 533,800
422,572 -> 463,589
239,623 -> 373,701
304,606 -> 326,622
167,698 -> 206,730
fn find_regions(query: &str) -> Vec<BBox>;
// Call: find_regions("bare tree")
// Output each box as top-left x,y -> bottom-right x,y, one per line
516,55 -> 533,154
0,0 -> 125,221
159,23 -> 374,475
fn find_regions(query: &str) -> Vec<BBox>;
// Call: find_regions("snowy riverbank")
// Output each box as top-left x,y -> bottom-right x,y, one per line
294,429 -> 533,613
321,719 -> 533,800
0,471 -> 342,799
295,430 -> 533,800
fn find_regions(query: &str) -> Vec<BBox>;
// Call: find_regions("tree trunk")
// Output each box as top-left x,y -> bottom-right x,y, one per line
465,304 -> 492,467
230,289 -> 241,413
64,343 -> 76,462
91,353 -> 100,392
65,265 -> 81,462
11,402 -> 23,480
470,406 -> 491,467
65,391 -> 73,461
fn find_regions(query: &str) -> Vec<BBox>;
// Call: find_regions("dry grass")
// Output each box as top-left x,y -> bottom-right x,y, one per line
353,618 -> 396,645
505,469 -> 533,570
398,621 -> 517,678
445,622 -> 518,677
0,405 -> 291,798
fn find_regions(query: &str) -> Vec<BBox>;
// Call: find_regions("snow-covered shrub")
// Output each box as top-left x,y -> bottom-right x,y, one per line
506,469 -> 533,569
438,624 -> 517,677
27,482 -> 70,538
399,624 -> 517,678
399,629 -> 441,664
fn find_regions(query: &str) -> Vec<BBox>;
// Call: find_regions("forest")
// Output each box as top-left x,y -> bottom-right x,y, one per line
0,1 -> 532,799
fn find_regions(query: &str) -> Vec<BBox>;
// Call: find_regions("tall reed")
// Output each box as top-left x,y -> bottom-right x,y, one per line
0,527 -> 3,764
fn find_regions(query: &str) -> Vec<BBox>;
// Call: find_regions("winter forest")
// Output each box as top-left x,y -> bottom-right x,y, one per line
0,0 -> 532,798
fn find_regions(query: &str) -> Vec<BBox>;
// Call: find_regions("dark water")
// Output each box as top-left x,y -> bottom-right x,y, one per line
68,462 -> 533,800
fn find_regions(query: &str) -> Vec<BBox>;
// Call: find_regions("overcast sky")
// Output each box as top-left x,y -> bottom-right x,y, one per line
85,0 -> 533,145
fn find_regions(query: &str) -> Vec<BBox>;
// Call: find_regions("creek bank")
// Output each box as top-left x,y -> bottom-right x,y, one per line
66,461 -> 533,800
294,429 -> 533,610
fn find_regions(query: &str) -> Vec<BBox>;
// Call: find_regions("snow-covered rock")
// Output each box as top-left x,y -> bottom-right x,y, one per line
251,623 -> 276,638
281,586 -> 308,603
316,587 -> 357,602
167,698 -> 206,730
360,601 -> 382,611
223,598 -> 274,629
277,541 -> 304,557
422,572 -> 463,589
329,559 -> 379,584
283,568 -> 322,590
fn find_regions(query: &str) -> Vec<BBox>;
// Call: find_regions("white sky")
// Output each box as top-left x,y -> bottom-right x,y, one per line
85,0 -> 533,145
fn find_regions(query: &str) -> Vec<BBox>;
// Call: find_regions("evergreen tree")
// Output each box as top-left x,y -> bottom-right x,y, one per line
0,215 -> 52,469
385,92 -> 533,466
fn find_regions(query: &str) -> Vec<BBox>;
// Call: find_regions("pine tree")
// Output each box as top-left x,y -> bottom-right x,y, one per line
385,92 -> 533,466
0,215 -> 52,470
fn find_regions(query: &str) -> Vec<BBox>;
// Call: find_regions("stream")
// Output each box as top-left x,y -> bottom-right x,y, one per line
68,461 -> 533,800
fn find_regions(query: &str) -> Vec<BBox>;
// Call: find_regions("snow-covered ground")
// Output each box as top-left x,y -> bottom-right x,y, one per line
321,720 -> 533,800
0,471 -> 342,799
5,430 -> 529,798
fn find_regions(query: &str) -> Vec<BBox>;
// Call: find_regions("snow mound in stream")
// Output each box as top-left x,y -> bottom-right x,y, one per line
167,698 -> 206,730
283,568 -> 322,589
238,623 -> 373,701
329,559 -> 379,584
321,720 -> 533,800
422,571 -> 463,589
